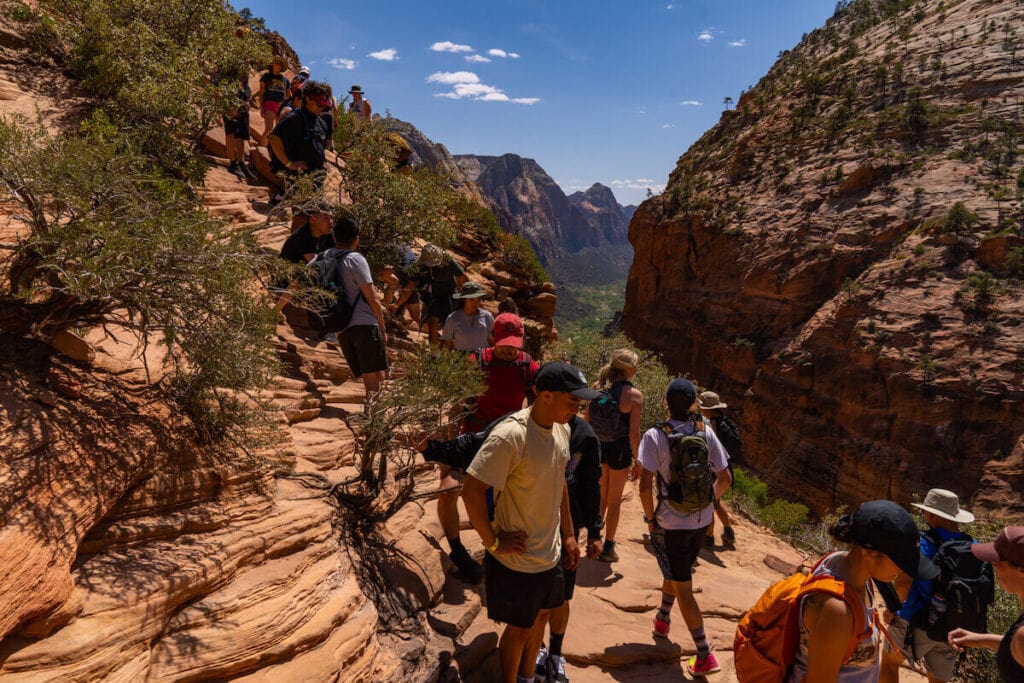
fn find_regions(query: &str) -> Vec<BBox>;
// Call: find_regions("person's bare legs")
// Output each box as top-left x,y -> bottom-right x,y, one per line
499,618 -> 544,683
519,609 -> 551,679
437,465 -> 462,541
549,600 -> 570,641
261,109 -> 278,146
603,466 -> 629,544
599,464 -> 611,522
879,642 -> 903,683
362,369 -> 384,400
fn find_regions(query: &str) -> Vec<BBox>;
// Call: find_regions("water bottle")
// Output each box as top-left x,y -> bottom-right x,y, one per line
928,593 -> 947,627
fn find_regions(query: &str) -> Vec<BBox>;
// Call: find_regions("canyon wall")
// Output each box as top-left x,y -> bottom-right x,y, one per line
623,0 -> 1024,516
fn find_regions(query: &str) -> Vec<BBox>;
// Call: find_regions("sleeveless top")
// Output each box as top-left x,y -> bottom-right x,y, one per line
786,552 -> 880,683
998,613 -> 1024,683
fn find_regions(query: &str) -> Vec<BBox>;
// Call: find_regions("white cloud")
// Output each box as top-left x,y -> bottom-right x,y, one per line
327,58 -> 356,70
728,38 -> 747,47
430,41 -> 474,53
427,71 -> 480,85
698,29 -> 714,43
466,54 -> 491,63
368,48 -> 398,61
428,71 -> 538,104
666,3 -> 675,8
611,179 -> 666,192
679,100 -> 703,106
626,109 -> 647,115
488,49 -> 520,59
662,123 -> 676,128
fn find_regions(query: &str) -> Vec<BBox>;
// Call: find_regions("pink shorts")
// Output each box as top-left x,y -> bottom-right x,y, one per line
261,100 -> 281,116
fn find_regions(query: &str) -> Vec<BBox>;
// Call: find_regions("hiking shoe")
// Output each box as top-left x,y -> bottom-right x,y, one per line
597,544 -> 618,562
229,162 -> 246,179
241,163 -> 258,180
268,193 -> 283,207
652,616 -> 671,638
449,546 -> 483,584
685,653 -> 721,676
722,526 -> 736,546
534,646 -> 550,682
549,654 -> 569,682
704,535 -> 715,548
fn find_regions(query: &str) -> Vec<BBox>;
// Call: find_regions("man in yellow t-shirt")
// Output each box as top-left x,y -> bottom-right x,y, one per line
463,362 -> 595,683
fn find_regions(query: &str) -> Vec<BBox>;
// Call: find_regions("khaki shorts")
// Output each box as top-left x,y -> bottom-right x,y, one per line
887,616 -> 957,681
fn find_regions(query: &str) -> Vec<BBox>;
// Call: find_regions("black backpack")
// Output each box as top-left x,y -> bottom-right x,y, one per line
919,530 -> 995,640
308,249 -> 363,332
657,418 -> 716,515
713,414 -> 742,461
588,381 -> 630,442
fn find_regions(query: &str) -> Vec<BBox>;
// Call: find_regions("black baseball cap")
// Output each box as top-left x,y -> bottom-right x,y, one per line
534,362 -> 601,400
846,500 -> 939,580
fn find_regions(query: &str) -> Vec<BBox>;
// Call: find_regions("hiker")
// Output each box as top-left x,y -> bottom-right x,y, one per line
330,214 -> 388,399
697,390 -> 738,548
498,297 -> 519,315
291,65 -> 310,97
433,312 -> 538,584
348,84 -> 371,119
255,55 -> 290,146
321,83 -> 338,150
789,501 -> 939,682
462,362 -> 595,683
881,489 -> 991,683
386,247 -> 421,327
536,413 -> 603,683
638,378 -> 731,676
403,243 -> 467,346
267,80 -> 332,204
441,281 -> 494,352
278,84 -> 302,118
277,200 -> 335,264
586,348 -> 643,563
947,526 -> 1024,682
223,66 -> 256,181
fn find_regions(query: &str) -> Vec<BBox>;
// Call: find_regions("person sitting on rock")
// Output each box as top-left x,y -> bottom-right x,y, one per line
267,80 -> 331,205
586,348 -> 643,563
222,64 -> 256,181
638,378 -> 731,677
441,281 -> 493,352
785,501 -> 939,683
400,244 -> 466,346
880,489 -> 978,683
273,200 -> 336,315
347,84 -> 371,119
697,390 -> 738,549
462,362 -> 591,683
255,55 -> 290,146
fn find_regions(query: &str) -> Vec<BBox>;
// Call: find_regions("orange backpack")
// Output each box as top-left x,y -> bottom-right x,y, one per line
733,558 -> 872,683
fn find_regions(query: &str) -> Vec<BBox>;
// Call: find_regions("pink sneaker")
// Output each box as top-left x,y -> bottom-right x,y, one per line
652,616 -> 671,638
685,653 -> 721,676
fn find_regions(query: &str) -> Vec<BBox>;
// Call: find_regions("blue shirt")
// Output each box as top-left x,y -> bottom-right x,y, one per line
897,527 -> 969,621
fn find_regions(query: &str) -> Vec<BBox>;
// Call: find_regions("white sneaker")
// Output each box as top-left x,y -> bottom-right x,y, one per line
534,646 -> 550,682
550,654 -> 569,682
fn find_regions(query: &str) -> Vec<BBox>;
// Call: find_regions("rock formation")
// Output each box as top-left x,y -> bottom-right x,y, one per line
455,154 -> 631,260
383,117 -> 481,197
623,0 -> 1024,516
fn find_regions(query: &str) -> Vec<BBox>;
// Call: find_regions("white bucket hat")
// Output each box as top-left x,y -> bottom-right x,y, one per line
911,489 -> 975,524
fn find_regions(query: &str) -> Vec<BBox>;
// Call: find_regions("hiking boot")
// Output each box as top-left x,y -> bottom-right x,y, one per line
652,616 -> 671,638
685,653 -> 721,676
704,534 -> 715,548
597,544 -> 618,562
534,646 -> 550,683
449,545 -> 483,584
722,526 -> 736,546
549,653 -> 569,682
241,163 -> 258,180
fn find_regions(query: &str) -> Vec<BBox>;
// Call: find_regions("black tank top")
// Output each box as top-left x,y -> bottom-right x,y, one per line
998,613 -> 1024,683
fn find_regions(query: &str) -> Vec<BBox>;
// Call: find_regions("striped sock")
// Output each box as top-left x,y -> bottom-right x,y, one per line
657,591 -> 675,621
690,627 -> 711,660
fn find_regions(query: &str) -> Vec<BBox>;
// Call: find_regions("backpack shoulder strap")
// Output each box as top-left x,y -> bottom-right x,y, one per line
797,575 -> 870,662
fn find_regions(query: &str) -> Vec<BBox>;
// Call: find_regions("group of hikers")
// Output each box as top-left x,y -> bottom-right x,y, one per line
249,56 -> 1024,683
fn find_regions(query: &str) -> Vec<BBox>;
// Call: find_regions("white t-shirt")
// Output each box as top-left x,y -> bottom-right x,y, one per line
335,250 -> 378,328
637,419 -> 729,530
466,407 -> 570,573
441,308 -> 494,351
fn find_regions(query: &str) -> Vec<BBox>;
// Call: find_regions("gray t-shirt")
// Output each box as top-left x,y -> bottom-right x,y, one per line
334,250 -> 377,328
637,419 -> 729,530
441,308 -> 494,351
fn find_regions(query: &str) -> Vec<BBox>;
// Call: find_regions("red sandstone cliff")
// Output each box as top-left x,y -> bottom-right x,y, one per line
623,0 -> 1024,516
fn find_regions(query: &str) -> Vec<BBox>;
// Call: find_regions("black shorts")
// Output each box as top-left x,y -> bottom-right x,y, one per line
223,112 -> 250,140
422,297 -> 454,324
484,553 -> 564,629
650,526 -> 707,582
339,325 -> 388,378
600,437 -> 632,470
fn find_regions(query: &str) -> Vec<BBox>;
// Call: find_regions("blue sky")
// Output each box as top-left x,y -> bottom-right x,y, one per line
240,1 -> 836,205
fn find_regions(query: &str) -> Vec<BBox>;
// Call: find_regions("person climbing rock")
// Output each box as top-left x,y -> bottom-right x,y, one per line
585,348 -> 642,563
267,80 -> 331,205
347,84 -> 371,119
441,281 -> 493,352
402,243 -> 466,347
255,55 -> 290,146
222,65 -> 256,181
638,378 -> 731,677
462,362 -> 593,683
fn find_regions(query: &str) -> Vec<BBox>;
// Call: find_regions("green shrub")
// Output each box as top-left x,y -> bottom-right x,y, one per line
1006,246 -> 1024,276
727,467 -> 768,506
0,116 -> 282,442
500,233 -> 548,285
761,499 -> 810,537
945,201 -> 980,233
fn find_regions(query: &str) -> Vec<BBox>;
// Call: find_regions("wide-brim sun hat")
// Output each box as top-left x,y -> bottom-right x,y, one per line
349,85 -> 365,94
417,243 -> 444,267
911,488 -> 975,524
453,281 -> 487,300
698,390 -> 728,411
